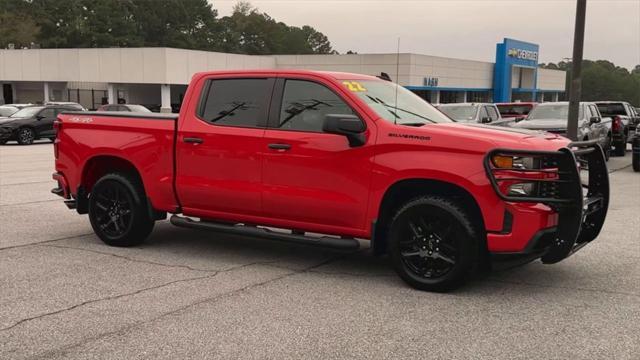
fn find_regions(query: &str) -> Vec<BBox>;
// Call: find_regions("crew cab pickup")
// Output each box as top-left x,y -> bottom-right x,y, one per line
595,101 -> 639,156
52,70 -> 610,292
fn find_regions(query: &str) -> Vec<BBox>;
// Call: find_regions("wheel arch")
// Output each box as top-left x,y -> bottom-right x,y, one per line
372,178 -> 487,259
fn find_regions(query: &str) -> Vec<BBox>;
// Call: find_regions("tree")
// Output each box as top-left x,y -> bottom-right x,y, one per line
0,0 -> 40,48
542,60 -> 640,106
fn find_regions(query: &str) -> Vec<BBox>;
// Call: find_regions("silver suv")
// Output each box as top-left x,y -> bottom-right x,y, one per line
437,103 -> 502,124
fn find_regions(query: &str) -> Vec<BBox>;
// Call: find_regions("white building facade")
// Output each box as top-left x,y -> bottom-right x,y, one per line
0,39 -> 565,111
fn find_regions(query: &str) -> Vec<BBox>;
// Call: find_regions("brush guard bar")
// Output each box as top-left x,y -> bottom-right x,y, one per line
484,140 -> 609,263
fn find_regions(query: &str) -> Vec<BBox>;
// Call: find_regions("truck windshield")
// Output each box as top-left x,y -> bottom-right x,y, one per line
437,105 -> 477,122
345,80 -> 452,125
527,104 -> 582,120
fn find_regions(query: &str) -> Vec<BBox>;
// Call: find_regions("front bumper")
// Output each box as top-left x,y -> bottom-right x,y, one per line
0,127 -> 16,140
485,140 -> 610,263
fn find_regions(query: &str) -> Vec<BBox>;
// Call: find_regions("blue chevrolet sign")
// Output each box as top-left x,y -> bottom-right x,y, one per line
493,38 -> 540,102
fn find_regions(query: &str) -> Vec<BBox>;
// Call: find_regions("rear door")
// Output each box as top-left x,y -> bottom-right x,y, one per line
175,76 -> 275,221
260,77 -> 374,235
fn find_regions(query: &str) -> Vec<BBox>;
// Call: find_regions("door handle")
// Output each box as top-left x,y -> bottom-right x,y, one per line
184,137 -> 204,144
268,143 -> 291,150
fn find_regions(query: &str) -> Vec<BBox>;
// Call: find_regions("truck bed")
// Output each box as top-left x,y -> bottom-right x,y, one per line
55,111 -> 179,212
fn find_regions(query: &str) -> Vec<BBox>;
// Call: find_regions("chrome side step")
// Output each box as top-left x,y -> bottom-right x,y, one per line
170,215 -> 360,250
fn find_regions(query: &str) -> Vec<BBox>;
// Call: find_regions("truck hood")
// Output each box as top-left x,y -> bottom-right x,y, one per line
420,122 -> 570,151
513,118 -> 568,130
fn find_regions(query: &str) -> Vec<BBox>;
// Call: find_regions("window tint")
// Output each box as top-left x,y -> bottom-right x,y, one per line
278,80 -> 355,132
486,106 -> 499,120
39,108 -> 55,118
199,78 -> 271,128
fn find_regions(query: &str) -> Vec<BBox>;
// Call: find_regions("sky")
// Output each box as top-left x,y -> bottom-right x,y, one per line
211,0 -> 640,70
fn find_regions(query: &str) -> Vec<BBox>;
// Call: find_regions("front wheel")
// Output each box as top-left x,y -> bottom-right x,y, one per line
88,173 -> 155,247
388,196 -> 480,292
16,127 -> 35,145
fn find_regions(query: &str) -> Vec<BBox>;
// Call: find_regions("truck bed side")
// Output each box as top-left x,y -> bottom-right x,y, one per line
55,111 -> 178,212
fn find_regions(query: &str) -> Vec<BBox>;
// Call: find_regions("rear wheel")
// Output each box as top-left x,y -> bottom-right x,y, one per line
633,137 -> 640,172
613,137 -> 626,156
16,127 -> 35,145
604,135 -> 611,161
388,196 -> 479,292
88,173 -> 154,247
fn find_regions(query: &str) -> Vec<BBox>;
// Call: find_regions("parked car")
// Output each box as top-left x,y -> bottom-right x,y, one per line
0,105 -> 82,145
496,102 -> 537,121
52,70 -> 609,292
0,105 -> 21,117
437,103 -> 503,124
595,101 -> 639,156
45,102 -> 87,111
97,104 -> 152,112
514,101 -> 612,159
633,127 -> 640,172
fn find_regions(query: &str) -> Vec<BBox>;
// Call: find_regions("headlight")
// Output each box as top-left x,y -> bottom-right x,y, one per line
491,155 -> 537,169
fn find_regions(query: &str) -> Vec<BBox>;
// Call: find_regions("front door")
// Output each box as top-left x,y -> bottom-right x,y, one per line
175,77 -> 275,221
261,77 -> 374,235
35,107 -> 57,138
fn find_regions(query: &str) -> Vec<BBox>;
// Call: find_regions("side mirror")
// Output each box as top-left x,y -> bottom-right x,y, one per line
515,116 -> 525,122
480,116 -> 492,123
589,116 -> 601,124
323,114 -> 366,147
35,115 -> 44,120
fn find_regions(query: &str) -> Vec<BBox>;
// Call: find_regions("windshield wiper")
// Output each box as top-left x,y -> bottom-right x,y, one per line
368,95 -> 436,124
398,122 -> 427,127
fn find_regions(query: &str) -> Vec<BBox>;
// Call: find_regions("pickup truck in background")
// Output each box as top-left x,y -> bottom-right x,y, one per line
595,101 -> 639,156
496,102 -> 537,121
513,101 -> 613,160
52,70 -> 609,292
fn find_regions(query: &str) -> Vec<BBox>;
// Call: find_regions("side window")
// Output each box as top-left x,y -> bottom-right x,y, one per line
118,105 -> 129,111
39,108 -> 55,118
589,105 -> 600,118
479,106 -> 489,121
487,106 -> 499,120
198,78 -> 272,128
278,80 -> 355,132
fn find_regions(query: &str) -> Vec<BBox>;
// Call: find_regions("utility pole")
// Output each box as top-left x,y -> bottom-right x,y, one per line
567,0 -> 587,141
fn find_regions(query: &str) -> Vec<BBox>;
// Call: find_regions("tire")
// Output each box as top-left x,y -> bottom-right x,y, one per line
613,138 -> 626,157
633,137 -> 640,172
16,127 -> 35,145
88,173 -> 155,247
388,196 -> 480,292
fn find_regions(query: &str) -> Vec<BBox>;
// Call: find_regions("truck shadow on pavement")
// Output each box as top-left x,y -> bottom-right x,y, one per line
67,220 -> 587,294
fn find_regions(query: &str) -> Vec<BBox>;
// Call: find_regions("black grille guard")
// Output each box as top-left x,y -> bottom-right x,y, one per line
484,139 -> 609,263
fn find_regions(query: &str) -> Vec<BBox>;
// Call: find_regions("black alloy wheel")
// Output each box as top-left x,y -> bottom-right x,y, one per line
92,181 -> 134,239
389,196 -> 479,292
17,127 -> 35,145
89,173 -> 154,247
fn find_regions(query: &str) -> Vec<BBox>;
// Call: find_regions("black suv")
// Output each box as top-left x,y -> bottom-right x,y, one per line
0,105 -> 81,145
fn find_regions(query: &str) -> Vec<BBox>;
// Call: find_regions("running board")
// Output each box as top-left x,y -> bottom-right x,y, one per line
170,215 -> 360,250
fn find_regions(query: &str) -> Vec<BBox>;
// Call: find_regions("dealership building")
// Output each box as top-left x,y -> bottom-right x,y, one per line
0,38 -> 565,112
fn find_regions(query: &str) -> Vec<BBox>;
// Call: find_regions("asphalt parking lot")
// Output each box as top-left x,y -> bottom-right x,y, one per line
1,141 -> 638,359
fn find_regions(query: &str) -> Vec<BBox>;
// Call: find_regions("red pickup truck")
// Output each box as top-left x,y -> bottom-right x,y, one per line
52,70 -> 609,291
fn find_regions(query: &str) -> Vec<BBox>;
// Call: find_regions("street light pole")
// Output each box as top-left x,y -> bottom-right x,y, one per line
567,0 -> 587,141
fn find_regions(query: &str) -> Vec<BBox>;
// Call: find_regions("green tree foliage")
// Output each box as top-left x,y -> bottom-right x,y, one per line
0,0 -> 335,54
0,0 -> 40,48
541,60 -> 640,106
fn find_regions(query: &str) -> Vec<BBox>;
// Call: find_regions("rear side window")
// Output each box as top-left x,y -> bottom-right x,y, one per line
198,78 -> 272,128
278,80 -> 354,132
486,106 -> 500,120
39,108 -> 56,118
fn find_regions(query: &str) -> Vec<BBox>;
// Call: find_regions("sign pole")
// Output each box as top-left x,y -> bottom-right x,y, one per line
567,0 -> 587,141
